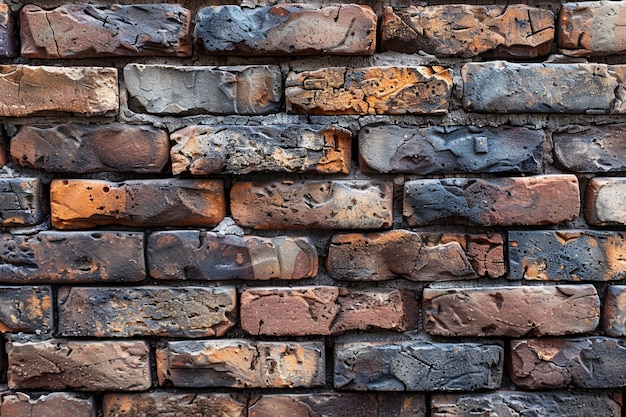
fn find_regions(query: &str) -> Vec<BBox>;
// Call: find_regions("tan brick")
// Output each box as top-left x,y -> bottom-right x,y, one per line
602,286 -> 626,336
148,230 -> 318,281
58,286 -> 236,338
11,123 -> 170,174
156,339 -> 325,388
231,180 -> 392,229
20,4 -> 191,58
0,65 -> 118,116
286,66 -> 451,115
381,5 -> 553,58
424,285 -> 600,337
240,286 -> 418,336
404,175 -> 580,226
7,339 -> 151,391
50,179 -> 225,229
171,124 -> 351,175
585,177 -> 626,226
0,286 -> 51,333
103,392 -> 247,417
1,392 -> 95,417
0,178 -> 46,226
559,1 -> 626,56
0,3 -> 17,57
195,4 -> 376,56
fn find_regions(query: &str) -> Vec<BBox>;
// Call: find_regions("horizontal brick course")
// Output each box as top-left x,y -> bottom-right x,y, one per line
11,123 -> 170,173
0,286 -> 51,333
381,5 -> 553,58
602,286 -> 626,336
103,392 -> 247,417
124,64 -> 282,115
195,4 -> 376,56
20,4 -> 191,58
58,286 -> 237,338
231,180 -> 393,229
423,285 -> 600,337
585,177 -> 626,226
50,179 -> 226,229
0,178 -> 46,226
286,66 -> 452,115
335,340 -> 503,391
1,392 -> 95,417
156,339 -> 325,388
148,230 -> 317,281
359,124 -> 544,174
240,286 -> 418,336
171,124 -> 351,175
404,175 -> 580,227
553,124 -> 626,172
7,339 -> 151,391
0,65 -> 118,116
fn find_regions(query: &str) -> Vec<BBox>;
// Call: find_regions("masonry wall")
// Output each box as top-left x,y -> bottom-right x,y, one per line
1,0 -> 626,416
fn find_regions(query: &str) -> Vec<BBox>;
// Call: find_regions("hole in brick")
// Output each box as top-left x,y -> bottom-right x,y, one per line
103,186 -> 110,193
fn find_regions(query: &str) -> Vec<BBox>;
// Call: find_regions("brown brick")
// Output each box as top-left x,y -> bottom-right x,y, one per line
326,230 -> 505,281
50,179 -> 226,230
171,124 -> 351,175
156,339 -> 325,388
509,337 -> 626,389
58,286 -> 236,338
1,392 -> 95,417
11,123 -> 170,174
335,340 -> 503,391
0,129 -> 7,166
381,5 -> 553,58
0,178 -> 46,226
7,339 -> 151,391
286,66 -> 452,115
424,285 -> 600,337
404,175 -> 580,226
431,392 -> 622,417
602,285 -> 626,336
0,65 -> 118,117
585,177 -> 626,226
462,62 -> 620,114
124,64 -> 281,115
103,392 -> 247,417
231,180 -> 393,229
240,286 -> 418,336
0,3 -> 18,57
0,286 -> 51,333
0,231 -> 145,283
20,4 -> 191,58
553,124 -> 626,172
559,2 -> 626,56
249,393 -> 426,417
148,230 -> 318,281
195,4 -> 376,56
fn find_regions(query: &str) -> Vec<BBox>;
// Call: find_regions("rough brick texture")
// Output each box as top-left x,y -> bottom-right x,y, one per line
20,4 -> 191,58
11,123 -> 170,173
231,180 -> 393,229
602,286 -> 626,336
156,339 -> 325,388
334,340 -> 503,391
0,286 -> 51,333
1,392 -> 95,417
148,230 -> 318,281
0,65 -> 118,116
359,124 -> 544,174
286,66 -> 452,115
0,178 -> 46,226
58,286 -> 236,338
240,286 -> 418,335
195,4 -> 376,56
381,5 -> 553,58
404,175 -> 580,226
0,3 -> 17,57
585,177 -> 626,226
171,124 -> 351,175
553,124 -> 626,172
423,285 -> 600,337
103,392 -> 247,417
50,179 -> 226,229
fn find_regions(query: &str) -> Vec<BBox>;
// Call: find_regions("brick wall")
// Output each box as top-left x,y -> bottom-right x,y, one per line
1,0 -> 625,416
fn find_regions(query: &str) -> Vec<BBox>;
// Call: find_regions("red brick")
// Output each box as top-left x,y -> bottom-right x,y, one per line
50,179 -> 226,229
0,178 -> 46,226
286,66 -> 452,115
20,4 -> 191,58
424,285 -> 600,337
231,180 -> 393,229
240,286 -> 418,336
0,65 -> 118,116
1,392 -> 95,417
381,5 -> 553,58
103,392 -> 247,417
195,4 -> 376,56
602,285 -> 626,336
585,177 -> 626,226
0,286 -> 51,334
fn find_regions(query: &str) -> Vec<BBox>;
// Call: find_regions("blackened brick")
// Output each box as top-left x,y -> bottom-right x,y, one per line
103,392 -> 247,417
553,124 -> 626,172
0,286 -> 51,333
0,178 -> 46,226
0,3 -> 17,57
